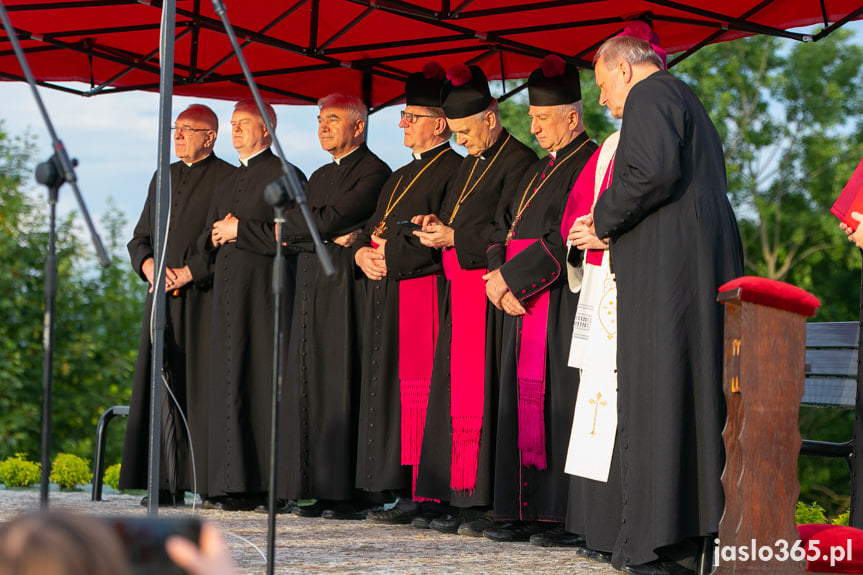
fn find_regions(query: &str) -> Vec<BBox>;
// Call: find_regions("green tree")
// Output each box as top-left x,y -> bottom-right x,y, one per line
0,120 -> 141,467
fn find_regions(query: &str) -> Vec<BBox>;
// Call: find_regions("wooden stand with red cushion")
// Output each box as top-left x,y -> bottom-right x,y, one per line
716,276 -> 820,574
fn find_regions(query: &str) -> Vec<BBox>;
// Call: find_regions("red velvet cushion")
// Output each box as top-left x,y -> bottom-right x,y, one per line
719,276 -> 821,318
798,524 -> 863,572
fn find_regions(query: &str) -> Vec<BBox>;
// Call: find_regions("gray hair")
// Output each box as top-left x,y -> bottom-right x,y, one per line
595,36 -> 663,71
549,101 -> 583,117
178,104 -> 219,132
234,99 -> 277,130
318,93 -> 368,128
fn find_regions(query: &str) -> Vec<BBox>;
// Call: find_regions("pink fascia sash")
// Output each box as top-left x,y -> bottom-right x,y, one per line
398,273 -> 439,499
442,247 -> 486,492
559,147 -> 615,267
505,238 -> 550,470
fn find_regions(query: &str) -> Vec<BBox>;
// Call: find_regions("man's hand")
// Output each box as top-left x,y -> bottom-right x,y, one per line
568,214 -> 607,250
333,229 -> 361,248
165,266 -> 193,293
355,241 -> 387,280
211,213 -> 239,247
841,212 -> 863,249
500,292 -> 527,316
141,257 -> 156,289
413,213 -> 455,249
482,268 -> 510,309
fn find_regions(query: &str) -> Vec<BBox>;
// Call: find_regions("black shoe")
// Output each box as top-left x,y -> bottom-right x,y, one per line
293,500 -> 329,517
321,502 -> 379,521
529,524 -> 585,547
254,499 -> 296,514
140,490 -> 184,507
483,521 -> 555,543
623,560 -> 696,575
429,513 -> 463,534
205,494 -> 264,512
366,506 -> 420,524
410,511 -> 443,529
457,515 -> 498,537
575,546 -> 613,563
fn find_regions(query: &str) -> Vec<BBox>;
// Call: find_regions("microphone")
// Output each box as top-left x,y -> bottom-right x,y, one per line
264,175 -> 296,210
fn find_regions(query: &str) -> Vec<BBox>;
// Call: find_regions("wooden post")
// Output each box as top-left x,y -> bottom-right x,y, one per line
716,277 -> 820,574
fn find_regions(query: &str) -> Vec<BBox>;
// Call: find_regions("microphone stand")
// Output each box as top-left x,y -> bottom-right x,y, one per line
208,1 -> 334,572
0,0 -> 110,510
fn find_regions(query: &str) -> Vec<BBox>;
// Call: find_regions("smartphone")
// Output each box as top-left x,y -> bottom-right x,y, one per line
102,516 -> 201,575
396,220 -> 423,231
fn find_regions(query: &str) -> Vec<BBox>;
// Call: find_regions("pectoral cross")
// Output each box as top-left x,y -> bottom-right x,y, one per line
372,221 -> 387,236
589,392 -> 607,436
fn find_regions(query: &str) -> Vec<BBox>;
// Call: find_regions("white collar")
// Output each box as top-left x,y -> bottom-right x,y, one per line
239,147 -> 268,167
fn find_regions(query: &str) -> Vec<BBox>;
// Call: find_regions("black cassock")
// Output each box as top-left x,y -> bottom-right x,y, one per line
277,143 -> 391,501
120,154 -> 235,494
592,70 -> 743,569
415,131 -> 536,506
488,132 -> 596,523
199,148 -> 307,497
353,144 -> 463,494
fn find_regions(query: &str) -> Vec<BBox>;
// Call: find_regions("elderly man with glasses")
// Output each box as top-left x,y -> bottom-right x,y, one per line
353,62 -> 463,524
120,104 -> 235,507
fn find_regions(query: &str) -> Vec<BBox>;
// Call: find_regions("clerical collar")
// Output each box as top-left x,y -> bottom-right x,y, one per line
413,140 -> 449,161
183,152 -> 213,168
549,150 -> 557,160
239,147 -> 268,167
333,144 -> 361,166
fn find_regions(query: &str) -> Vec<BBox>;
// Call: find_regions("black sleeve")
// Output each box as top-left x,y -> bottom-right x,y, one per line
127,173 -> 157,282
594,79 -> 684,240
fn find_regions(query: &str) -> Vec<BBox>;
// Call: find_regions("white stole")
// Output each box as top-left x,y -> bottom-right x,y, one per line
565,131 -> 619,483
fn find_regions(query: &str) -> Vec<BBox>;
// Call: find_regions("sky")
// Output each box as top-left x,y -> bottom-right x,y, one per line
1,22 -> 861,254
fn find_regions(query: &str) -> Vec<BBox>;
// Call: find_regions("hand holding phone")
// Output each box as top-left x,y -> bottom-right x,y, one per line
396,220 -> 423,232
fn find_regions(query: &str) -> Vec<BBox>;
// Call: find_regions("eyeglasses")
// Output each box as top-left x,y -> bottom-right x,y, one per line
400,111 -> 440,124
172,126 -> 212,135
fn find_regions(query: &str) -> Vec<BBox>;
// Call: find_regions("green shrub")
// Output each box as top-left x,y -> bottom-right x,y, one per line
0,454 -> 41,487
103,463 -> 122,491
832,510 -> 851,526
796,500 -> 828,525
49,453 -> 91,489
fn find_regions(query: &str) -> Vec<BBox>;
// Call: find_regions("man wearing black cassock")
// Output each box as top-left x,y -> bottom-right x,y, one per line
410,64 -> 537,534
277,93 -> 391,519
199,100 -> 307,511
353,62 -> 463,523
481,56 -> 597,544
591,35 -> 744,573
120,104 -> 234,505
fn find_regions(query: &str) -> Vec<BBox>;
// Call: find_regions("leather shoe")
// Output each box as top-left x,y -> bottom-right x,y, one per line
410,511 -> 444,529
321,502 -> 378,521
529,525 -> 585,547
140,490 -> 184,507
575,546 -> 613,563
254,499 -> 296,514
429,514 -> 463,534
483,521 -> 555,543
623,560 -> 696,574
366,506 -> 420,524
457,515 -> 498,537
208,495 -> 264,512
293,500 -> 329,517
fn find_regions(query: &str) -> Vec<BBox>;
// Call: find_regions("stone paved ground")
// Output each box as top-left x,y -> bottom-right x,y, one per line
0,489 -> 622,574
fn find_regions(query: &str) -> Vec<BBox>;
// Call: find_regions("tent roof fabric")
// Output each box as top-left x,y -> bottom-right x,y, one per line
1,0 -> 862,108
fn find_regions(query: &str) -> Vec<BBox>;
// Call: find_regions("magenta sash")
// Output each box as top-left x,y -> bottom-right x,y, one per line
442,247 -> 486,492
560,147 -> 615,267
398,274 -> 439,498
505,239 -> 550,470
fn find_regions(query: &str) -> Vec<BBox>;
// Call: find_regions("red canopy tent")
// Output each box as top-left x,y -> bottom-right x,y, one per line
1,0 -> 862,109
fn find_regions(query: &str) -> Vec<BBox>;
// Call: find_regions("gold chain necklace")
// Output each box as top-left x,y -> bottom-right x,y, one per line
373,147 -> 450,236
447,133 -> 511,225
505,138 -> 589,244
